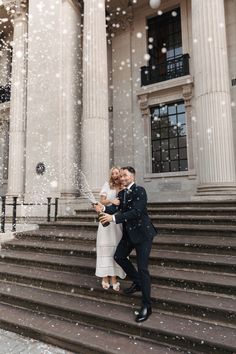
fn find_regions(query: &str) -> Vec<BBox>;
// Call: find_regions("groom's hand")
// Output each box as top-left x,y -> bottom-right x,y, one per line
99,213 -> 113,224
93,202 -> 103,213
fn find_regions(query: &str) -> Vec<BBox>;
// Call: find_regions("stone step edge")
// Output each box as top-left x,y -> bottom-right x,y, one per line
3,244 -> 236,269
14,231 -> 236,243
59,214 -> 236,220
0,302 -> 177,354
0,260 -> 235,295
0,282 -> 235,353
1,250 -> 236,285
13,232 -> 236,249
37,221 -> 236,232
1,272 -> 235,321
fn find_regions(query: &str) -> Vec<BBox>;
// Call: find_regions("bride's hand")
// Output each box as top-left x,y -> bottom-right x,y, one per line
111,198 -> 120,206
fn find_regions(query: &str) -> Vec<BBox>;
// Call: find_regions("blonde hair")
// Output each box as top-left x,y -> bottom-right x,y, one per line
109,166 -> 121,189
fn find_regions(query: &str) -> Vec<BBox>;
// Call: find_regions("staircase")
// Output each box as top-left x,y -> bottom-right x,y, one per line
0,202 -> 235,353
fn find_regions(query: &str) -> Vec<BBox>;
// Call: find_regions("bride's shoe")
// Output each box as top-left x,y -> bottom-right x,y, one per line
102,280 -> 110,290
112,282 -> 120,292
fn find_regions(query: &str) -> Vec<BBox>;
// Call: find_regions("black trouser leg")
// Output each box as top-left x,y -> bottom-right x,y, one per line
135,237 -> 153,307
114,237 -> 140,286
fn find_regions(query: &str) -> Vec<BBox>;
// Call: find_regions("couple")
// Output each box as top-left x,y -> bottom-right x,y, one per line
95,166 -> 157,323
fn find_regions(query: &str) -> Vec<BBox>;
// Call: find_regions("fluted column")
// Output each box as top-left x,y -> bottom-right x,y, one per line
82,0 -> 109,191
59,0 -> 82,196
192,0 -> 236,197
7,0 -> 27,196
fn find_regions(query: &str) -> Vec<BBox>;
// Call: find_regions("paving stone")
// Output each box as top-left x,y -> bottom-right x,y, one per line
0,329 -> 73,354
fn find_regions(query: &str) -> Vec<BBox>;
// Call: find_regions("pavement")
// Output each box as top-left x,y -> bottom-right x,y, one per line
0,328 -> 74,354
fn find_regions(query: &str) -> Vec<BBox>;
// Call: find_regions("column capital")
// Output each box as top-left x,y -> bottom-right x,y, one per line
106,6 -> 134,37
3,0 -> 27,18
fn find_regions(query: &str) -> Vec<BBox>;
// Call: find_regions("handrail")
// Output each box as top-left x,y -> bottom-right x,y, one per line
0,196 -> 59,233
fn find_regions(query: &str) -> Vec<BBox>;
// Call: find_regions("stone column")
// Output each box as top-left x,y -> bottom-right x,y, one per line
59,0 -> 82,197
7,0 -> 27,196
82,0 -> 109,192
192,0 -> 236,198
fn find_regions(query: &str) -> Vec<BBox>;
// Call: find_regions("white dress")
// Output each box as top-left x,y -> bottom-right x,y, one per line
95,182 -> 126,279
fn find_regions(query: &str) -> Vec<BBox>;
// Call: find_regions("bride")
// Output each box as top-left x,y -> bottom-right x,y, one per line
95,166 -> 126,291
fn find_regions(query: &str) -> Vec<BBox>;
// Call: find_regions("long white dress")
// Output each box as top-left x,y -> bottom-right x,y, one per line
95,182 -> 126,279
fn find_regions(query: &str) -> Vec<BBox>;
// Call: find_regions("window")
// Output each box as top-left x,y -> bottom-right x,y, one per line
151,101 -> 188,173
148,8 -> 182,63
141,7 -> 190,86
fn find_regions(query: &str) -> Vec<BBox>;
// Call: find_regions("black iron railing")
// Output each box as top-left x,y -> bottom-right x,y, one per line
0,196 -> 59,233
140,54 -> 190,86
0,84 -> 11,104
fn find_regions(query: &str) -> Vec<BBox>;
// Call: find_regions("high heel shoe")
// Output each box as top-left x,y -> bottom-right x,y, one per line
102,280 -> 110,290
112,282 -> 120,292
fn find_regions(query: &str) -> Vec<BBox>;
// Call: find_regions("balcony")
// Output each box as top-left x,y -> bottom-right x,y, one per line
0,84 -> 11,104
141,54 -> 190,87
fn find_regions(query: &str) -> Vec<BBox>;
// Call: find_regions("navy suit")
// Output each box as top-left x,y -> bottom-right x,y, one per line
105,183 -> 157,307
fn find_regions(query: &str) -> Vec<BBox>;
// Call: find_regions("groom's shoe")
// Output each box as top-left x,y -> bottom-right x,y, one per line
135,306 -> 152,322
123,282 -> 141,295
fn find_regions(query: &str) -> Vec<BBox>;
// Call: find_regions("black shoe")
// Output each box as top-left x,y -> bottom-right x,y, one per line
135,306 -> 152,322
123,282 -> 141,295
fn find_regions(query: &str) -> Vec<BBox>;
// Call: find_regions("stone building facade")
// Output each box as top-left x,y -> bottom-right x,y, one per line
0,0 -> 236,215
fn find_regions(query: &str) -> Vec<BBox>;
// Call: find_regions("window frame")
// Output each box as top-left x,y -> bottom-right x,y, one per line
150,100 -> 188,174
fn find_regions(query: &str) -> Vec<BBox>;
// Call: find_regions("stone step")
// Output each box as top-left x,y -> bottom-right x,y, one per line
0,263 -> 234,327
157,223 -> 236,236
38,221 -> 98,230
0,302 -> 184,354
0,257 -> 235,295
0,282 -> 234,353
154,249 -> 236,273
61,214 -> 236,225
157,235 -> 236,254
74,203 -> 236,217
155,216 -> 236,225
37,221 -> 236,236
3,239 -> 97,257
148,207 -> 236,216
14,229 -> 236,255
152,266 -> 236,295
15,228 -> 97,243
148,202 -> 236,208
3,240 -> 236,273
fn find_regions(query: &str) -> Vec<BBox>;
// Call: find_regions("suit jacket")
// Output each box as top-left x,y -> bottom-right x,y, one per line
105,183 -> 157,244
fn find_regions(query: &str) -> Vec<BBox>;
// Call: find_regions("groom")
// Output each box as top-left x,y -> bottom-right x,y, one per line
95,166 -> 157,322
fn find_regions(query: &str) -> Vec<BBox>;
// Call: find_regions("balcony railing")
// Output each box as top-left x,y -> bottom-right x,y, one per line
0,84 -> 11,104
141,54 -> 190,86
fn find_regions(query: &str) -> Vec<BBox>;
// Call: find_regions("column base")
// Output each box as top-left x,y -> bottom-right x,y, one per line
192,183 -> 236,201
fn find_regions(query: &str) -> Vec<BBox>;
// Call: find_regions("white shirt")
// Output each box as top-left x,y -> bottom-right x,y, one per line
126,182 -> 134,190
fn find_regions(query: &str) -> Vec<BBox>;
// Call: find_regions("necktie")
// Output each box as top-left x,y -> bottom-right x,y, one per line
123,188 -> 128,204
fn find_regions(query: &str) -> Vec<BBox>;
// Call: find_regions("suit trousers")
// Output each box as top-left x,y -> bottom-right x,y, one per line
114,234 -> 153,307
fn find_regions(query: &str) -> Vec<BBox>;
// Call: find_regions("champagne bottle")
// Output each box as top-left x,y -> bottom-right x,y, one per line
98,212 -> 110,227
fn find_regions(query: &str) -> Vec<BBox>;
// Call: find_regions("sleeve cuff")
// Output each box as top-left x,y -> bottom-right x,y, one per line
112,215 -> 116,222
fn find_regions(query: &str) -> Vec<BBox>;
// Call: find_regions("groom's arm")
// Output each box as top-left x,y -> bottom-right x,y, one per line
104,203 -> 119,215
115,187 -> 147,224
